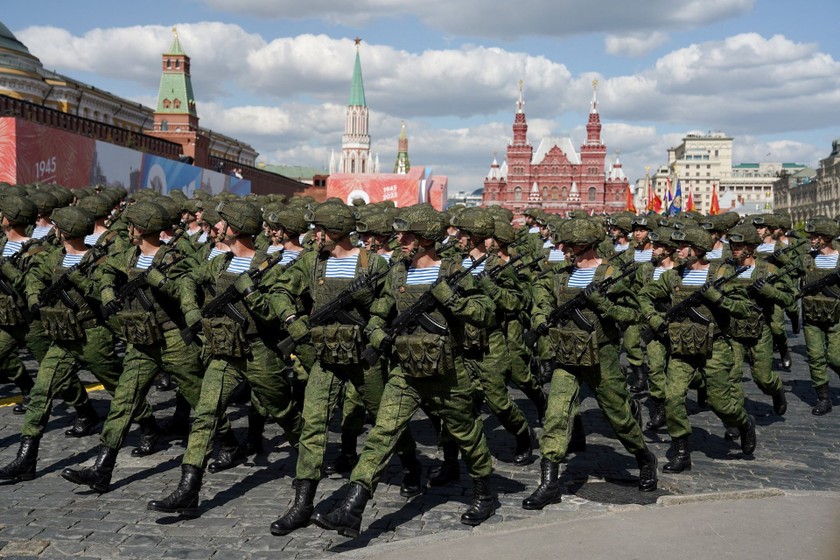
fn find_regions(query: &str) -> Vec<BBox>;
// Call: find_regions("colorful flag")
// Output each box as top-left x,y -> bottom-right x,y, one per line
709,183 -> 721,215
664,178 -> 673,215
685,182 -> 696,212
668,180 -> 682,216
625,184 -> 637,213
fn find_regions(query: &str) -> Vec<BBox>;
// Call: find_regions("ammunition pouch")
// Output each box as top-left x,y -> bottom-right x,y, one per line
549,326 -> 599,367
202,316 -> 249,358
40,306 -> 86,341
117,310 -> 163,346
394,333 -> 454,378
730,312 -> 764,340
462,323 -> 489,353
802,295 -> 840,324
0,294 -> 23,326
310,324 -> 363,365
668,321 -> 713,357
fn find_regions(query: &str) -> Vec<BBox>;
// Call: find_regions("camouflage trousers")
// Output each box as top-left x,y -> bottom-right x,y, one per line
21,326 -> 149,439
665,338 -> 750,440
182,339 -> 301,469
803,320 -> 840,388
730,324 -> 783,398
100,328 -> 204,451
295,359 -> 416,481
351,359 -> 492,492
623,323 -> 645,368
647,338 -> 668,401
541,342 -> 646,462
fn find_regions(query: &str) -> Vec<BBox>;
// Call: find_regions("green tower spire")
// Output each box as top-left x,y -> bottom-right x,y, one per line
348,37 -> 366,107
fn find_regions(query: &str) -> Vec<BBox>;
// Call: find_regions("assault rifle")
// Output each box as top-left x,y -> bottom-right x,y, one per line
276,256 -> 401,360
180,250 -> 289,344
361,254 -> 488,366
0,235 -> 51,301
640,263 -> 749,343
35,236 -> 116,311
764,239 -> 807,262
103,252 -> 186,318
523,262 -> 638,349
474,252 -> 525,282
796,268 -> 840,300
746,261 -> 800,298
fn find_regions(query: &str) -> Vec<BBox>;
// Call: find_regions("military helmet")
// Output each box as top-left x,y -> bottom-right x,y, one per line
356,210 -> 395,237
269,207 -> 310,235
700,214 -> 725,232
522,206 -> 542,219
48,185 -> 75,207
216,200 -> 262,235
567,210 -> 590,220
1,185 -> 28,198
648,227 -> 679,249
727,223 -> 761,245
491,215 -> 516,245
124,201 -> 171,233
201,208 -> 222,228
153,196 -> 181,228
564,218 -> 606,245
182,199 -> 202,215
451,207 -> 495,238
631,215 -> 654,230
169,189 -> 187,202
306,201 -> 355,236
393,204 -> 446,242
805,217 -> 840,239
776,213 -> 792,231
29,191 -> 60,216
751,213 -> 780,229
671,226 -> 713,253
0,194 -> 38,226
607,213 -> 633,233
719,212 -> 741,230
50,206 -> 94,238
76,194 -> 112,219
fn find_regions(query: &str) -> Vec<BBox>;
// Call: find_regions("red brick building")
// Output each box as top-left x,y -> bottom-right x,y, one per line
482,82 -> 628,216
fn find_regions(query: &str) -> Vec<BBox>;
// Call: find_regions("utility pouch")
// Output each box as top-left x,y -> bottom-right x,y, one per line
731,313 -> 764,340
394,333 -> 453,378
40,306 -> 85,341
668,321 -> 713,357
550,327 -> 599,367
802,295 -> 840,324
310,324 -> 363,364
461,323 -> 489,353
202,316 -> 248,358
0,294 -> 22,326
117,310 -> 163,346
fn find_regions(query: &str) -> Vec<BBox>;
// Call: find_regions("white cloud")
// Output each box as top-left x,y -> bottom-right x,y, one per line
605,32 -> 669,57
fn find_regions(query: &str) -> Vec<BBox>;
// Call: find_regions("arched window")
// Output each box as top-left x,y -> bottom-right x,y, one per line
588,187 -> 597,202
173,99 -> 181,109
162,99 -> 171,109
175,60 -> 180,69
561,187 -> 567,200
160,120 -> 169,131
514,187 -> 523,201
350,157 -> 356,174
166,59 -> 171,69
542,187 -> 549,199
616,191 -> 622,202
551,187 -> 559,201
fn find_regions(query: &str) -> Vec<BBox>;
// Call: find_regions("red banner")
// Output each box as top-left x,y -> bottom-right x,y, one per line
327,167 -> 444,210
5,118 -> 96,186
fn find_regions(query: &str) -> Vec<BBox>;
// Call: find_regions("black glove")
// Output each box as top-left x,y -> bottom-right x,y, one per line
103,300 -> 121,319
752,278 -> 767,292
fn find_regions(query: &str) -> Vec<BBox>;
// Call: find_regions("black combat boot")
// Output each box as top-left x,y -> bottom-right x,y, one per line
160,392 -> 191,439
696,386 -> 708,409
646,397 -> 667,430
635,448 -> 658,492
724,425 -> 741,441
12,392 -> 30,415
628,365 -> 648,394
270,479 -> 317,536
12,372 -> 33,415
772,388 -> 788,416
812,384 -> 832,416
132,417 -> 162,457
539,360 -> 556,385
567,414 -> 586,454
662,436 -> 691,473
398,454 -> 423,498
0,436 -> 39,482
147,464 -> 203,518
244,410 -> 266,456
65,401 -> 100,438
207,431 -> 247,473
779,343 -> 792,371
155,370 -> 174,391
788,309 -> 801,334
740,415 -> 757,455
461,476 -> 498,526
61,445 -> 118,493
312,482 -> 371,538
513,427 -> 536,466
324,432 -> 358,476
522,457 -> 562,510
428,441 -> 460,486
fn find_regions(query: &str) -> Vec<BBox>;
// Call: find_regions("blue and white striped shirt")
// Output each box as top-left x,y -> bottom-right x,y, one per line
706,248 -> 723,260
738,265 -> 755,279
814,253 -> 839,269
614,243 -> 629,253
406,266 -> 440,286
61,253 -> 84,268
135,255 -> 154,270
227,256 -> 253,274
207,247 -> 227,261
279,250 -> 301,266
84,232 -> 102,247
461,257 -> 486,276
31,225 -> 53,240
528,226 -> 540,234
634,249 -> 653,263
756,242 -> 776,253
266,244 -> 283,254
197,231 -> 208,244
325,254 -> 359,279
568,267 -> 598,288
542,239 -> 553,249
2,240 -> 22,257
653,266 -> 668,281
682,268 -> 710,286
548,249 -> 566,263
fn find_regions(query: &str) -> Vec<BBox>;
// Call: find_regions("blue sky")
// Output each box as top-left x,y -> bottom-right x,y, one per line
5,0 -> 839,193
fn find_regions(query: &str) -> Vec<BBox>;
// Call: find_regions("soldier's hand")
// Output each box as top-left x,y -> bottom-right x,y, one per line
702,285 -> 724,304
185,309 -> 203,328
145,268 -> 166,289
103,300 -> 121,319
233,273 -> 256,296
368,327 -> 389,351
477,275 -> 500,296
648,314 -> 665,333
286,317 -> 309,342
0,260 -> 18,281
430,281 -> 457,304
752,277 -> 767,292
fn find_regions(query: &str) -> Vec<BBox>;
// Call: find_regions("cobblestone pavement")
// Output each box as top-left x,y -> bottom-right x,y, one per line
0,328 -> 838,559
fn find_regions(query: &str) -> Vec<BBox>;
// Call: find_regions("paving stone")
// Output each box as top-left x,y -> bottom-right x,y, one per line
0,539 -> 50,556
